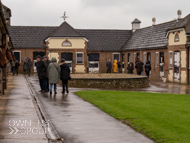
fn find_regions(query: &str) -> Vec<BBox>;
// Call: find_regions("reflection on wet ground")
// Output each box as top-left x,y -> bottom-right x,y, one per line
29,75 -> 190,143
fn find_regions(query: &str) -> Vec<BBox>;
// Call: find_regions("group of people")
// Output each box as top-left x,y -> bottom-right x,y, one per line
11,60 -> 20,76
106,59 -> 122,73
106,59 -> 151,78
36,55 -> 70,95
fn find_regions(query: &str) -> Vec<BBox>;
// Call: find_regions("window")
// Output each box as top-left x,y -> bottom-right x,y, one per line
143,52 -> 146,63
169,51 -> 173,68
113,53 -> 120,63
160,52 -> 164,63
62,39 -> 72,46
76,53 -> 83,64
155,52 -> 159,67
137,53 -> 140,59
61,52 -> 73,61
147,52 -> 151,63
88,53 -> 99,61
134,53 -> 136,63
13,51 -> 21,62
128,53 -> 131,63
122,54 -> 125,62
174,33 -> 180,42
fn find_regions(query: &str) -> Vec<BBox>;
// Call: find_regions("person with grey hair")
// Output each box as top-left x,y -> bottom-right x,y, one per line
106,59 -> 112,73
47,57 -> 60,95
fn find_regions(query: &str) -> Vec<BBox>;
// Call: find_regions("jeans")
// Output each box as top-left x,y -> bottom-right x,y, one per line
11,66 -> 15,75
50,83 -> 57,92
62,80 -> 68,92
40,78 -> 48,91
118,68 -> 120,73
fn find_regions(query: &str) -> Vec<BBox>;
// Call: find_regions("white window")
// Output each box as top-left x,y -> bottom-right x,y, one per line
144,52 -> 146,63
62,39 -> 72,46
169,51 -> 173,68
155,52 -> 159,67
76,52 -> 84,64
113,53 -> 120,63
134,53 -> 136,63
13,51 -> 21,62
174,33 -> 180,42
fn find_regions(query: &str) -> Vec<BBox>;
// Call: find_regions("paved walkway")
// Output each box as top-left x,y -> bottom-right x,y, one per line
29,75 -> 154,143
0,75 -> 47,143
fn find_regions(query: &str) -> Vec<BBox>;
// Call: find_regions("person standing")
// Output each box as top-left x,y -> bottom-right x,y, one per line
112,60 -> 118,73
47,57 -> 60,95
60,58 -> 70,94
11,60 -> 16,76
23,57 -> 28,74
135,60 -> 144,75
36,55 -> 48,93
15,60 -> 20,75
127,62 -> 134,74
43,55 -> 51,91
145,61 -> 151,78
117,60 -> 121,73
106,59 -> 112,73
27,58 -> 33,76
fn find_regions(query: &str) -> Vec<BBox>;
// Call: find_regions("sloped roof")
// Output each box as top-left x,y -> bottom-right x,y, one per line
132,18 -> 141,23
122,20 -> 179,50
9,26 -> 56,48
77,29 -> 132,52
169,14 -> 190,31
49,21 -> 83,37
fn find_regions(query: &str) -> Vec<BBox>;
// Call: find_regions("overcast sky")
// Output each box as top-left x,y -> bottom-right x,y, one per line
2,0 -> 190,29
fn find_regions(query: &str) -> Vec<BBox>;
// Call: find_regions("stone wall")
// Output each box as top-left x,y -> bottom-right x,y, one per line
69,77 -> 149,89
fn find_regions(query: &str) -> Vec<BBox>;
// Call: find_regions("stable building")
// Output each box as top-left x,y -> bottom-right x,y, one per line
9,11 -> 190,84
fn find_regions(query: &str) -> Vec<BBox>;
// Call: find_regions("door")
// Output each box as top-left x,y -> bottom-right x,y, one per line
61,53 -> 73,73
174,52 -> 180,82
122,54 -> 125,73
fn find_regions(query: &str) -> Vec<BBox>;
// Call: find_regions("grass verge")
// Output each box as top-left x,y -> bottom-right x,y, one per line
75,90 -> 190,143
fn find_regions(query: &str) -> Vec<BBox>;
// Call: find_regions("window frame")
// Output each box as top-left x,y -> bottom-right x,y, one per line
76,52 -> 84,64
169,51 -> 173,68
174,33 -> 180,42
62,39 -> 72,47
13,51 -> 21,63
155,52 -> 159,67
113,53 -> 120,63
128,53 -> 131,63
143,52 -> 146,63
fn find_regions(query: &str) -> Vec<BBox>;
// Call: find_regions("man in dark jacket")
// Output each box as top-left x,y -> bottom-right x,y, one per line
106,59 -> 112,73
117,60 -> 121,73
145,61 -> 151,78
36,55 -> 48,93
43,55 -> 51,91
15,60 -> 20,75
127,62 -> 134,74
60,58 -> 70,94
135,60 -> 144,75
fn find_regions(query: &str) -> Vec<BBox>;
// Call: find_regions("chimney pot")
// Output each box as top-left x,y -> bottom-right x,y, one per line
178,10 -> 182,19
152,17 -> 156,25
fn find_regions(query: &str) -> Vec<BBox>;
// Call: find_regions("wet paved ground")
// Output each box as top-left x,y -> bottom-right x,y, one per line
29,75 -> 156,143
0,75 -> 47,143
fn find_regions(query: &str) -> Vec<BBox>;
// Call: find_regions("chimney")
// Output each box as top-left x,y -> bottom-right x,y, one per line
178,10 -> 182,19
152,17 -> 156,25
132,18 -> 141,32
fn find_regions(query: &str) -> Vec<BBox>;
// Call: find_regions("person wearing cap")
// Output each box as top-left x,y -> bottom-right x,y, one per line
43,55 -> 51,91
36,55 -> 48,93
60,58 -> 70,94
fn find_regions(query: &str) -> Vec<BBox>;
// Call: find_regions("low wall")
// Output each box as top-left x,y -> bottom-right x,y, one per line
69,75 -> 149,89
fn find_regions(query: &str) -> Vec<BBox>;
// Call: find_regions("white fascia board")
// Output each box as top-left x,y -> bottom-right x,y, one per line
45,37 -> 89,42
166,28 -> 185,38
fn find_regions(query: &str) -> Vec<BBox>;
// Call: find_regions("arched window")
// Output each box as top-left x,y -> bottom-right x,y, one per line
62,39 -> 72,46
174,33 -> 180,42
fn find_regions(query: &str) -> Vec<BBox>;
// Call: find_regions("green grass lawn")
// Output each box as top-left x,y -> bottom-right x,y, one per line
75,90 -> 190,143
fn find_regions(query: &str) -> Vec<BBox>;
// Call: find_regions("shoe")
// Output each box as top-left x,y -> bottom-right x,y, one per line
50,91 -> 52,95
55,92 -> 57,94
38,90 -> 42,92
66,89 -> 69,93
62,91 -> 65,94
